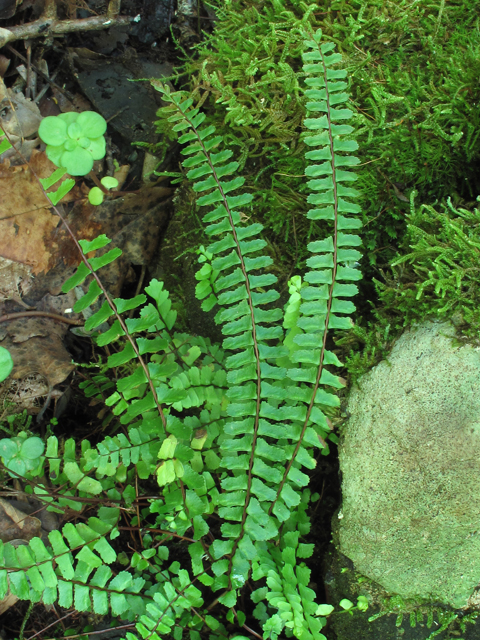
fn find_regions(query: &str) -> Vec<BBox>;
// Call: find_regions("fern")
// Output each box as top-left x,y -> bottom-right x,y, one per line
0,27 -> 362,640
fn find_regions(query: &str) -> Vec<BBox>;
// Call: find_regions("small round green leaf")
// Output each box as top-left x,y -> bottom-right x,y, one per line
45,144 -> 65,167
87,136 -> 106,161
77,111 -> 107,138
88,187 -> 104,206
20,437 -> 45,459
316,604 -> 334,616
58,112 -> 79,125
357,595 -> 369,611
67,122 -> 82,139
339,599 -> 354,611
64,139 -> 78,152
60,148 -> 94,176
0,346 -> 13,382
38,116 -> 67,146
0,438 -> 18,461
78,137 -> 91,148
100,176 -> 119,190
6,457 -> 26,477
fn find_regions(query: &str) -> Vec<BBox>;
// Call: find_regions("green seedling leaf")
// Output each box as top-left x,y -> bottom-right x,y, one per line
60,147 -> 94,176
316,604 -> 334,616
0,347 -> 13,383
0,439 -> 18,461
88,187 -> 104,205
100,176 -> 119,190
39,116 -> 68,145
77,111 -> 107,138
20,437 -> 45,459
6,457 -> 26,477
86,136 -> 106,160
40,112 -> 107,175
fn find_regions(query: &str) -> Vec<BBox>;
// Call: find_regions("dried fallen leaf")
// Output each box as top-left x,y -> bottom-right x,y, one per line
0,149 -> 78,274
0,255 -> 33,302
0,77 -> 42,140
0,497 -> 41,542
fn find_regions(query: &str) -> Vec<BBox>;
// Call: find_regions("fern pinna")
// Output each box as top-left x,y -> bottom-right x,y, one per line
0,28 -> 361,640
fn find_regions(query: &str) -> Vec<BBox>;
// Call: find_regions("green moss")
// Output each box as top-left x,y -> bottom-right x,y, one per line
330,0 -> 480,267
336,193 -> 480,382
147,0 -> 480,385
376,194 -> 480,339
151,0 -> 480,285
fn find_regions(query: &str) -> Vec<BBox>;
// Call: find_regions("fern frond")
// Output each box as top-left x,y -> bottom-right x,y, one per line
0,510 -> 142,614
150,27 -> 361,612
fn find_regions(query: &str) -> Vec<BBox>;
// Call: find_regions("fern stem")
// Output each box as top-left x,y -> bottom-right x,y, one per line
0,126 -> 167,431
270,36 -> 341,511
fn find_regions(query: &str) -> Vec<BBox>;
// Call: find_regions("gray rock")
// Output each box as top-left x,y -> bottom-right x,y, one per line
338,321 -> 480,609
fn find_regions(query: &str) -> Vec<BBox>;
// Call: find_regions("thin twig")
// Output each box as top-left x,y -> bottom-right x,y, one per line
0,12 -> 133,49
41,623 -> 135,640
25,610 -> 76,640
6,45 -> 75,102
0,311 -> 83,326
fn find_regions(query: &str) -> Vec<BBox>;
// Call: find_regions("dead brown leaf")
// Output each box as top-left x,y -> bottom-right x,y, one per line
0,255 -> 33,302
0,332 -> 74,386
0,497 -> 42,542
0,77 -> 42,140
0,149 -> 80,274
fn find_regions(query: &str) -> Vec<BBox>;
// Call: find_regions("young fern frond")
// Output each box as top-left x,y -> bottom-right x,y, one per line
0,27 -> 362,640
268,30 -> 363,501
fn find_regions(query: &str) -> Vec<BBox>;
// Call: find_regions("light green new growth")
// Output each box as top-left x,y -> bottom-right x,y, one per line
38,111 -> 107,176
0,27 -> 362,640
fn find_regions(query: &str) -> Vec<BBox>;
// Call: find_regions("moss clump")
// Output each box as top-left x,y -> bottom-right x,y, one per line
336,194 -> 480,384
376,194 -> 480,339
152,0 -> 480,283
331,0 -> 480,267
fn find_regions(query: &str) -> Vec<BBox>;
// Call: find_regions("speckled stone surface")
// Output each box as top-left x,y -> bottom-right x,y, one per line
339,322 -> 480,608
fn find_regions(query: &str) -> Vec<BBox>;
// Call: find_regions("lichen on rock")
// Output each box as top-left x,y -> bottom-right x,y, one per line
339,321 -> 480,608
